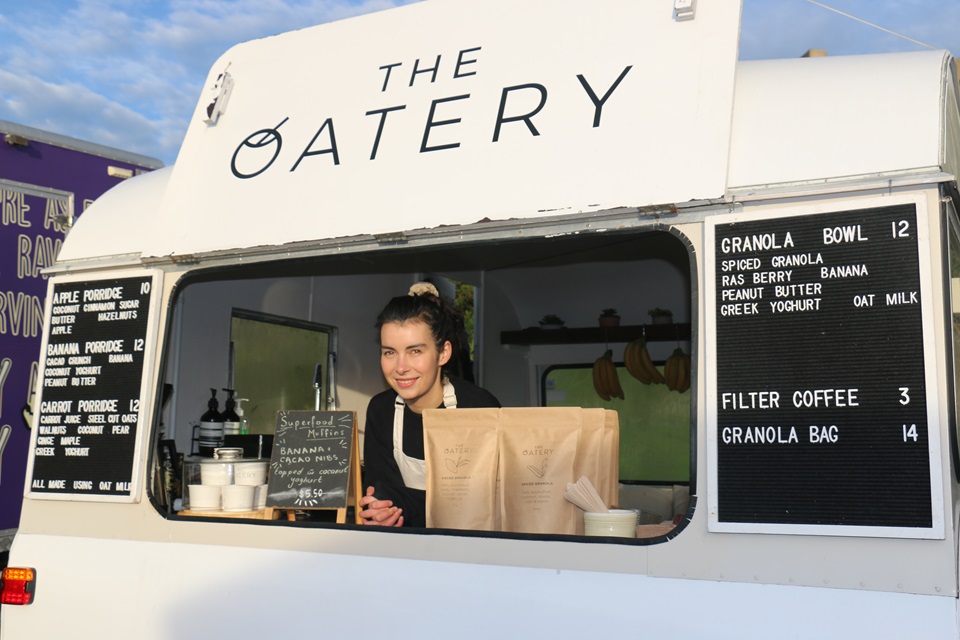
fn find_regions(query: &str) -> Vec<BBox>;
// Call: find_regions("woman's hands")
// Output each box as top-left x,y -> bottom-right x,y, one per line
358,486 -> 404,527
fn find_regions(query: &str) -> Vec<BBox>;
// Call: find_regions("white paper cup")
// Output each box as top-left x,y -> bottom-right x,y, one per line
188,484 -> 221,511
583,509 -> 638,538
200,461 -> 234,486
235,461 -> 268,486
255,484 -> 269,509
222,484 -> 256,511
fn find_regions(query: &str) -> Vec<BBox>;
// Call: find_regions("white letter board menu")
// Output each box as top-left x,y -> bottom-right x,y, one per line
27,272 -> 161,502
705,202 -> 944,538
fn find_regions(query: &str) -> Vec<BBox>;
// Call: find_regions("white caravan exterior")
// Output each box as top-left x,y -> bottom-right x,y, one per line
5,1 -> 960,638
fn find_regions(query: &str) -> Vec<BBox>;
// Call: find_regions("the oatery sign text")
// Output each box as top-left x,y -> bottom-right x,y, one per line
145,0 -> 742,258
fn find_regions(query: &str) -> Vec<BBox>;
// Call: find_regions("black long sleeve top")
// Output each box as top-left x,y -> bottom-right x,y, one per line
362,375 -> 500,528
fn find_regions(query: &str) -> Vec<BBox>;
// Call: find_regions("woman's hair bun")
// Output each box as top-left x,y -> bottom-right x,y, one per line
408,281 -> 440,297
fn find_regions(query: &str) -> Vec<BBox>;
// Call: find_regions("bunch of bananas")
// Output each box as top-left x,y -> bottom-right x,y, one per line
664,348 -> 691,392
592,349 -> 624,401
623,337 -> 665,385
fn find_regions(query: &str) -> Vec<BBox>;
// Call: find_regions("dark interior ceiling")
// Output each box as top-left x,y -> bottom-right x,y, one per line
186,225 -> 687,284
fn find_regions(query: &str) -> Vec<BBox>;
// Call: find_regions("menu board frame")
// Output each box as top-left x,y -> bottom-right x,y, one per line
704,193 -> 944,539
24,269 -> 163,503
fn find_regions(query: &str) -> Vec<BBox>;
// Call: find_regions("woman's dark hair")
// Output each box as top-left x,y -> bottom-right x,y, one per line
375,282 -> 474,381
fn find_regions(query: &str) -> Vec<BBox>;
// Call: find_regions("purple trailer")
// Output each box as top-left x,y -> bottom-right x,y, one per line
0,121 -> 162,554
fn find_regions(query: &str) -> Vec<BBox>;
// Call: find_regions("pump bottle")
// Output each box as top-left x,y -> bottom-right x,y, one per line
198,388 -> 224,456
235,398 -> 249,435
222,388 -> 241,436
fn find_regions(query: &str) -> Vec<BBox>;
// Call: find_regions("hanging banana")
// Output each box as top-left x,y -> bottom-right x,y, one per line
593,352 -> 612,400
624,338 -> 651,384
638,341 -> 666,384
602,349 -> 625,399
665,348 -> 690,392
592,349 -> 623,400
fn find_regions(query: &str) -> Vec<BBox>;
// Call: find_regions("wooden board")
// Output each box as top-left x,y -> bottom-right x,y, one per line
178,508 -> 274,520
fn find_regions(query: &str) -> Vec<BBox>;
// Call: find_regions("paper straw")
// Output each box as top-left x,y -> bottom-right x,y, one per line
563,476 -> 608,513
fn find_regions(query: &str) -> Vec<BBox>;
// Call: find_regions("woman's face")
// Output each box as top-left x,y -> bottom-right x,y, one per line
380,320 -> 452,411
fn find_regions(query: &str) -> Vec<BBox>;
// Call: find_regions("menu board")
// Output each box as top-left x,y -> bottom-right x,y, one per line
266,410 -> 355,510
28,275 -> 156,499
709,203 -> 939,535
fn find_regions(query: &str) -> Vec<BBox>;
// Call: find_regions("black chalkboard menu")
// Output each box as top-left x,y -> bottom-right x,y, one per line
29,275 -> 156,499
711,204 -> 937,533
266,410 -> 355,509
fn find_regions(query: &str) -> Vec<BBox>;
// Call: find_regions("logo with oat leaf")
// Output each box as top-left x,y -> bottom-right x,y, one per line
445,455 -> 469,474
527,458 -> 547,478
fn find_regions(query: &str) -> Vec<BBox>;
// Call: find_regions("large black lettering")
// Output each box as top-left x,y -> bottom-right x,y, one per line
366,105 -> 407,160
577,66 -> 632,127
410,55 -> 441,87
492,84 -> 547,142
379,62 -> 401,92
420,94 -> 469,153
231,118 -> 287,179
454,47 -> 481,78
291,118 -> 341,171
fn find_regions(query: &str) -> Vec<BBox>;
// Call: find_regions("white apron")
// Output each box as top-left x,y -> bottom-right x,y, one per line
393,378 -> 457,490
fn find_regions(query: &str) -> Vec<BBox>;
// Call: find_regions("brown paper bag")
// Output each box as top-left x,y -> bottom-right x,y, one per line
424,408 -> 500,530
576,409 -> 606,489
424,407 -> 621,535
499,408 -> 582,535
603,410 -> 620,506
574,409 -> 607,534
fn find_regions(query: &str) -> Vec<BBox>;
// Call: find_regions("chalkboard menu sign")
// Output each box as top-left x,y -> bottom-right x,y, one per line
266,410 -> 355,510
708,203 -> 941,536
28,274 -> 158,500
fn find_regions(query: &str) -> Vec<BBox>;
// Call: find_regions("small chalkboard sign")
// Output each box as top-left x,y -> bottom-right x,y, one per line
265,410 -> 361,522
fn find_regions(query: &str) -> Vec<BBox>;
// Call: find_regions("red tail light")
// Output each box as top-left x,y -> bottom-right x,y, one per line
1,567 -> 37,605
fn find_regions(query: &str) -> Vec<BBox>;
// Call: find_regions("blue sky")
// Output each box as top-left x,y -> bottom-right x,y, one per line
0,0 -> 956,166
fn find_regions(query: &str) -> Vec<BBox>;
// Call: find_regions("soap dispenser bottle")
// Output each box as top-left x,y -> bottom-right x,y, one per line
235,398 -> 249,435
222,388 -> 241,436
198,388 -> 224,456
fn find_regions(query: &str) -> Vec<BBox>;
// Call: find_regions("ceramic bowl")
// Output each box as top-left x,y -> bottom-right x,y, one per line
200,461 -> 234,486
222,484 -> 256,511
188,484 -> 221,510
234,461 -> 268,486
255,484 -> 269,509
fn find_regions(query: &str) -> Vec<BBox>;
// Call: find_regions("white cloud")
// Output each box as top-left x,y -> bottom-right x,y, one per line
0,68 -> 172,157
0,0 -> 415,164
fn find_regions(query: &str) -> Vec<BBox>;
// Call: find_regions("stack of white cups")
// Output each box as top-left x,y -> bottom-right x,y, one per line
188,449 -> 269,512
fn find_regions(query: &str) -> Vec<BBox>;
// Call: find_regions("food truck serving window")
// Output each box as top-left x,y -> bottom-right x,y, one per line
149,226 -> 695,540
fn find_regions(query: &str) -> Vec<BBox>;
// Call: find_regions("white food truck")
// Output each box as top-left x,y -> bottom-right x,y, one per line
4,1 -> 960,637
